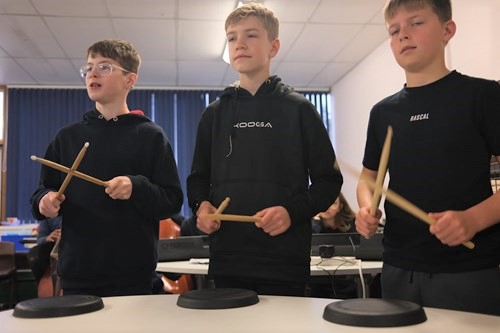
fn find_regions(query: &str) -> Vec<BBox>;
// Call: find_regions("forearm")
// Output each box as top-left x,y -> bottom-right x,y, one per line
356,168 -> 377,208
466,191 -> 500,232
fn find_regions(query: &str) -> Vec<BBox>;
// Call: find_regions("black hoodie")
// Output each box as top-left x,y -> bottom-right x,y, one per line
187,76 -> 343,282
31,108 -> 183,290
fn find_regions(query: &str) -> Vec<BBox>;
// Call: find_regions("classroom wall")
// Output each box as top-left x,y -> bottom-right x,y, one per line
331,0 -> 500,212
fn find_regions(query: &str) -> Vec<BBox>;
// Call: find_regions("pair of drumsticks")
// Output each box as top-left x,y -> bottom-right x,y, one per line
201,197 -> 260,223
31,142 -> 108,199
31,142 -> 109,258
358,126 -> 474,250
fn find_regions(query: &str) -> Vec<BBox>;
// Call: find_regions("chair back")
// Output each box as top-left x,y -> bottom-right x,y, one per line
0,241 -> 16,277
159,218 -> 180,239
158,218 -> 193,294
0,241 -> 16,308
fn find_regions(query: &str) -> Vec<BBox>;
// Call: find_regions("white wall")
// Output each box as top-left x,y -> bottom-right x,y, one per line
331,0 -> 500,210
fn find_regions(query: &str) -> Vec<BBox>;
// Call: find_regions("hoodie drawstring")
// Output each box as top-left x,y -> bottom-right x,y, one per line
226,84 -> 240,158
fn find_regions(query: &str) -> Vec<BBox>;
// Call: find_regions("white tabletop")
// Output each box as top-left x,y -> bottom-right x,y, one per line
156,256 -> 383,276
1,294 -> 498,333
0,224 -> 38,236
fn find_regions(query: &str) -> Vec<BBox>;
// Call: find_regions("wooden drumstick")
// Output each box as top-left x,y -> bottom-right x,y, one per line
370,126 -> 393,216
31,156 -> 108,188
215,197 -> 230,214
200,213 -> 260,223
56,142 -> 89,198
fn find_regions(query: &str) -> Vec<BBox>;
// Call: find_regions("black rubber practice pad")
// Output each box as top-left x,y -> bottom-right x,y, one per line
177,288 -> 259,309
323,298 -> 427,327
13,295 -> 104,318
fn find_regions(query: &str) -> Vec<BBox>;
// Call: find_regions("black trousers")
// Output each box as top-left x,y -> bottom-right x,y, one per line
381,263 -> 500,316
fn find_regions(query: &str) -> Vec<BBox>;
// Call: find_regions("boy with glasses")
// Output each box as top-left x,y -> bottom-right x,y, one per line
31,39 -> 183,297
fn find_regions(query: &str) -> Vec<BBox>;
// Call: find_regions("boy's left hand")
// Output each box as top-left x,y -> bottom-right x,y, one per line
255,206 -> 291,236
429,211 -> 476,246
105,176 -> 133,200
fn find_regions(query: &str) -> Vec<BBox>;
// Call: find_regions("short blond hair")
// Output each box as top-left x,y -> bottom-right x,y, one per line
384,0 -> 452,22
225,2 -> 279,40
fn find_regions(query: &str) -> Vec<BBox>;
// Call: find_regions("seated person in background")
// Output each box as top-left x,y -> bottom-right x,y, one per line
36,216 -> 62,246
308,194 -> 359,299
27,216 -> 62,296
312,193 -> 355,234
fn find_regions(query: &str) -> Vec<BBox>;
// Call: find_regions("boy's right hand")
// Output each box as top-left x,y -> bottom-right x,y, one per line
355,206 -> 382,238
196,201 -> 220,234
39,191 -> 64,218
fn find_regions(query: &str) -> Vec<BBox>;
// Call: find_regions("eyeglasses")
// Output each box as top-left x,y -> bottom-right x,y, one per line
79,63 -> 132,78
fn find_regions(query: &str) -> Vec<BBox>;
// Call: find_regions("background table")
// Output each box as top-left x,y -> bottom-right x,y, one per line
156,257 -> 383,297
1,294 -> 499,333
156,257 -> 383,276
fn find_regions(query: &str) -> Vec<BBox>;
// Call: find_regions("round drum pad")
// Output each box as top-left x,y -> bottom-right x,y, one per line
323,298 -> 426,327
13,295 -> 104,318
177,288 -> 259,309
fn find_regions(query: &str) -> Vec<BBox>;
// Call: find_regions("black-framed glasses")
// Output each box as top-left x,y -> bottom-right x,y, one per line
80,63 -> 132,78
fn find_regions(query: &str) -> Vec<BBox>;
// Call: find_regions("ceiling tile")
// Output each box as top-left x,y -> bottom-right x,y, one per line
0,15 -> 65,58
45,17 -> 116,58
308,62 -> 355,88
0,57 -> 35,84
17,58 -> 81,84
178,61 -> 229,86
264,0 -> 321,22
274,61 -> 327,88
113,18 -> 176,61
0,0 -> 37,14
31,0 -> 109,17
179,0 -> 235,20
285,24 -> 362,62
274,22 -> 304,62
136,60 -> 177,86
333,24 -> 388,63
311,0 -> 386,24
107,0 -> 176,19
178,20 -> 226,61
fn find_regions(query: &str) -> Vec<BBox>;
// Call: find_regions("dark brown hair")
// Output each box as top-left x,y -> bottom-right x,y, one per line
86,39 -> 141,74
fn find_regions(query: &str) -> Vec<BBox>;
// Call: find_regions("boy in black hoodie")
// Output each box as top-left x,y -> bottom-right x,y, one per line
187,3 -> 343,296
31,40 -> 183,297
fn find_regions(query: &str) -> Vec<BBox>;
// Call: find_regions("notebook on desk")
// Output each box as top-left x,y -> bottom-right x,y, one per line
157,236 -> 210,262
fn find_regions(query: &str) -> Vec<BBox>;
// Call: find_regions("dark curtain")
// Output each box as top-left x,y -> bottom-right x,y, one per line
6,88 -> 222,221
302,91 -> 331,133
6,89 -> 93,223
6,88 -> 328,221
